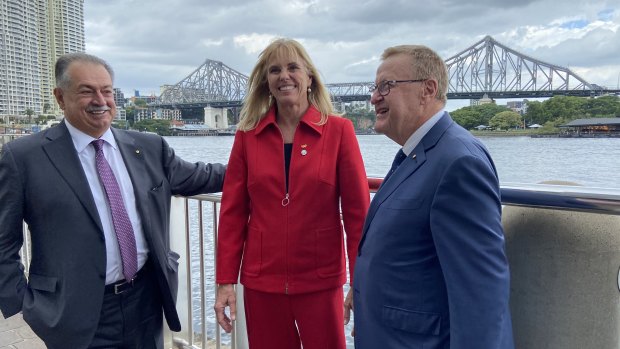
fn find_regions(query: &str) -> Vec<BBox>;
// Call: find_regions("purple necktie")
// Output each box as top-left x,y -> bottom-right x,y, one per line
92,139 -> 138,281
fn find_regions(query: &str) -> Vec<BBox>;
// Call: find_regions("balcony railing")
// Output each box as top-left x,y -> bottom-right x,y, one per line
18,180 -> 620,348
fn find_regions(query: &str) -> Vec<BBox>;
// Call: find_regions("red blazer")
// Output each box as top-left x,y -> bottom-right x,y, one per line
216,105 -> 370,294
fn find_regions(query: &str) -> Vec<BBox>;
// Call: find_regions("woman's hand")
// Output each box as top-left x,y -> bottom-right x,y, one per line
344,287 -> 355,336
214,284 -> 237,333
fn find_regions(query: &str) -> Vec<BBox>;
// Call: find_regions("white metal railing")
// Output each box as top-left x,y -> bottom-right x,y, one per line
16,183 -> 620,348
17,194 -> 245,349
167,194 -> 248,349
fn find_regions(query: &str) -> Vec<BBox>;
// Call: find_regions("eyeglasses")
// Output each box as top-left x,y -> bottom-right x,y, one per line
369,79 -> 427,96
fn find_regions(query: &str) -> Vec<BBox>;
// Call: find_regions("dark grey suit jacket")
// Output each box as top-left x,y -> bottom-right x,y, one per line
0,121 -> 225,349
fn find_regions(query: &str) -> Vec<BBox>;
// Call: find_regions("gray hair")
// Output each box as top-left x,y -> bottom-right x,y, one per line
55,52 -> 114,89
381,45 -> 448,104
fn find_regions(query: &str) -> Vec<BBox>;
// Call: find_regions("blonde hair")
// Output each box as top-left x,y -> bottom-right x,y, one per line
237,38 -> 336,131
382,45 -> 448,104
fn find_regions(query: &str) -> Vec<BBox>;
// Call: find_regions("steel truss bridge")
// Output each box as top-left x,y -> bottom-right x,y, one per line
156,36 -> 618,110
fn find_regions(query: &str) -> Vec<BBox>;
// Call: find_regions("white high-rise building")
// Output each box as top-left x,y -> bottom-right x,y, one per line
0,0 -> 84,122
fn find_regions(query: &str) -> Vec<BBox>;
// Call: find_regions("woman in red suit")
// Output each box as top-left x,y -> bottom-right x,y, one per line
214,38 -> 370,349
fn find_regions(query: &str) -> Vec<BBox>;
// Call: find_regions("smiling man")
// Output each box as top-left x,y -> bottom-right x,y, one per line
0,52 -> 226,349
352,45 -> 514,349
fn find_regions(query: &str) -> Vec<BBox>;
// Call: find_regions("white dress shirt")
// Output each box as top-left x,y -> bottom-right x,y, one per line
401,109 -> 445,156
65,120 -> 148,284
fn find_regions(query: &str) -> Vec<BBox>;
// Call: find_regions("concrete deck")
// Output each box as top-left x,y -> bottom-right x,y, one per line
0,314 -> 44,349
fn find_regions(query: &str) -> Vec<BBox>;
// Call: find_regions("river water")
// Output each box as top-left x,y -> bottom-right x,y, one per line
164,134 -> 620,346
165,134 -> 620,188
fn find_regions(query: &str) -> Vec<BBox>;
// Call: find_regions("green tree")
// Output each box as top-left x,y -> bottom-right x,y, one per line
451,107 -> 482,130
489,111 -> 522,130
112,120 -> 128,129
35,115 -> 47,124
542,96 -> 585,122
23,109 -> 35,124
125,106 -> 136,126
477,104 -> 511,125
133,119 -> 172,136
134,99 -> 147,107
343,107 -> 375,131
582,95 -> 620,117
451,104 -> 510,129
524,100 -> 548,125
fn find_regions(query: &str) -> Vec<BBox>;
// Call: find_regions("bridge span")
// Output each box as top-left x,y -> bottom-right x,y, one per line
155,36 -> 618,111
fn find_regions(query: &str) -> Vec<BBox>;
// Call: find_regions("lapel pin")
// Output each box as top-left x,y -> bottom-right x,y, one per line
412,154 -> 417,159
135,149 -> 141,155
301,144 -> 308,156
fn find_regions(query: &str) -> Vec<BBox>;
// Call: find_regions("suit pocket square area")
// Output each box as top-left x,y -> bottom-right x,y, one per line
382,305 -> 441,335
27,274 -> 58,293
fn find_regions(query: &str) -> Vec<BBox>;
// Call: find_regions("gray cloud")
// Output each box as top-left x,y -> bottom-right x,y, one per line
84,0 -> 620,95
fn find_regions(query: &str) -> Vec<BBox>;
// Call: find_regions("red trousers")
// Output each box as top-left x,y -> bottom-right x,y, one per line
243,286 -> 346,349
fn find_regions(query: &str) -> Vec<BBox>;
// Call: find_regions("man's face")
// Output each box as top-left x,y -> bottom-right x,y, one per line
371,54 -> 425,145
54,61 -> 116,138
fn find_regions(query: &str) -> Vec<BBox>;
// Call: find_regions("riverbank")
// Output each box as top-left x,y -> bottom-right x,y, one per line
471,130 -> 554,137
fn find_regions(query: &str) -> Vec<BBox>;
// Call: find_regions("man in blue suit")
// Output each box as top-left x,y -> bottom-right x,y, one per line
352,45 -> 514,348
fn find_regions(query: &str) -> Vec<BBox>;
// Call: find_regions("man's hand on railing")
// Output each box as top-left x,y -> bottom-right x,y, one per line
214,283 -> 237,333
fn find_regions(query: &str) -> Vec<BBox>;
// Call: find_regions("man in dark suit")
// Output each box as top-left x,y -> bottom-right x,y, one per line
0,53 -> 226,349
352,45 -> 514,348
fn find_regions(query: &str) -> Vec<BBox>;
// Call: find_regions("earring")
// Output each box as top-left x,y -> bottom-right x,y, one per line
307,87 -> 312,93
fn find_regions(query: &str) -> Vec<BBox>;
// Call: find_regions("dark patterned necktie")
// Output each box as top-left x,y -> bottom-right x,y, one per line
92,139 -> 138,281
383,149 -> 407,184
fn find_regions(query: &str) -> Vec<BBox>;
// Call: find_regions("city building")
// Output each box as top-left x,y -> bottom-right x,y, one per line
507,100 -> 528,115
471,93 -> 495,106
0,0 -> 84,121
128,90 -> 158,106
113,88 -> 125,108
115,108 -> 127,121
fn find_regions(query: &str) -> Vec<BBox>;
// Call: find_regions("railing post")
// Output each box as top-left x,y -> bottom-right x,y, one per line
168,196 -> 191,348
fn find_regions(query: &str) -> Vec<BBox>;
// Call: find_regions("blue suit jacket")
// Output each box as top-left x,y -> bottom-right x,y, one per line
353,113 -> 514,349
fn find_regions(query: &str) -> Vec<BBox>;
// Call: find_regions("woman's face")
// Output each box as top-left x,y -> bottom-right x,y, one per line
266,54 -> 313,109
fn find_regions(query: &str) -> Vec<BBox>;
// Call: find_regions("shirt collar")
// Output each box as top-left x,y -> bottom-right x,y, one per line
64,119 -> 117,153
401,109 -> 445,156
255,105 -> 323,135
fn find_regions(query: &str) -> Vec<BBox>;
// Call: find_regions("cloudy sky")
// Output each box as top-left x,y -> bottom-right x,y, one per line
84,0 -> 620,110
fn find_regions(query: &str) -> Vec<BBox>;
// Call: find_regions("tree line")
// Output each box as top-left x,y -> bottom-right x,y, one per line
447,95 -> 619,131
345,95 -> 620,133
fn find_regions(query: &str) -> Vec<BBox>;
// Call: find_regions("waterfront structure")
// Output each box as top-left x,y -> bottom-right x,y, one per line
0,0 -> 84,121
559,117 -> 620,137
203,106 -> 228,129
